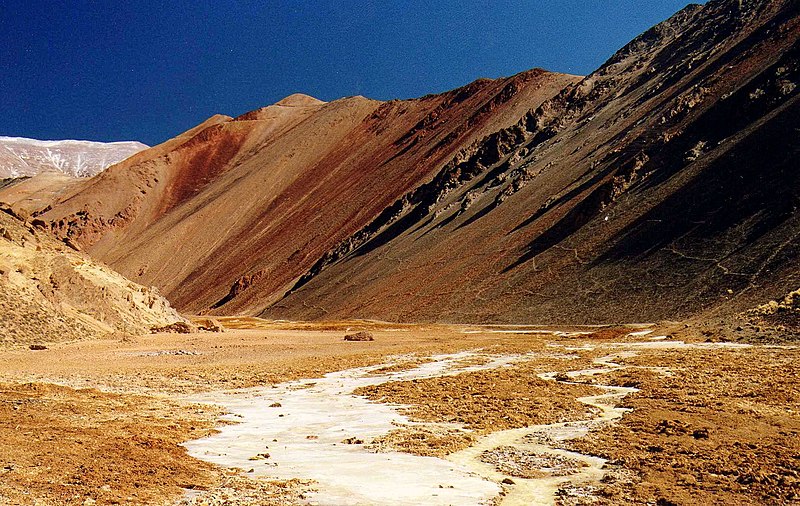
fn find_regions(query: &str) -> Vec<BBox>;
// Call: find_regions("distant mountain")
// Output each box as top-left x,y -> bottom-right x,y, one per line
12,0 -> 800,324
0,136 -> 148,178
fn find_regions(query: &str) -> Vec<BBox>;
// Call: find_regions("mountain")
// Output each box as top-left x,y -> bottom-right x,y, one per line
12,0 -> 800,324
0,136 -> 148,178
271,0 -> 800,323
0,205 -> 185,345
12,71 -> 577,315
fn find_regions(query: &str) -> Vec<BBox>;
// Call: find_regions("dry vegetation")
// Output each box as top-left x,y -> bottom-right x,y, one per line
355,361 -> 601,433
0,383 -> 221,505
569,347 -> 800,505
0,322 -> 797,505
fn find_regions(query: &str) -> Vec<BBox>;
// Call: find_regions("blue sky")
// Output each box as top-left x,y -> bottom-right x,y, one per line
1,1 -> 704,145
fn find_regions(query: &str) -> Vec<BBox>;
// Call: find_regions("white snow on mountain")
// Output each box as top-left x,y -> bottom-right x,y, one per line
0,136 -> 149,179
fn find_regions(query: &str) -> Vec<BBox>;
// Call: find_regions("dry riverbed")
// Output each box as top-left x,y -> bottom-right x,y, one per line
0,319 -> 797,505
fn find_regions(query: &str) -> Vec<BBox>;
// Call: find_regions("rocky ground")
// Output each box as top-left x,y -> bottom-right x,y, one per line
0,320 -> 796,505
0,205 -> 185,346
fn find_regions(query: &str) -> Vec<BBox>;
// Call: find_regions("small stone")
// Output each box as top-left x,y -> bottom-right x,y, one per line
29,344 -> 47,351
502,478 -> 515,485
269,402 -> 282,408
554,372 -> 570,382
343,331 -> 375,342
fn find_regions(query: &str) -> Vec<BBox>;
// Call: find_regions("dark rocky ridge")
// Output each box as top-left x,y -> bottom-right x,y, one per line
268,0 -> 800,323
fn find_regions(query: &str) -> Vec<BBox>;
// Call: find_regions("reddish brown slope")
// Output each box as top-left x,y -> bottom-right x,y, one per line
32,71 -> 577,314
269,0 -> 800,323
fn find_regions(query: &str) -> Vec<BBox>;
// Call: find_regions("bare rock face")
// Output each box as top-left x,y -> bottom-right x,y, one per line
0,205 -> 186,346
0,137 -> 148,178
343,331 -> 375,342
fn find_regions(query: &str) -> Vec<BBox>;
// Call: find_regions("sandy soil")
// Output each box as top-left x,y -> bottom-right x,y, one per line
0,319 -> 797,505
0,383 -> 221,505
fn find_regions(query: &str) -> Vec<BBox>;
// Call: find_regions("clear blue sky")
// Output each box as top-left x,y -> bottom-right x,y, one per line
1,1 -> 703,146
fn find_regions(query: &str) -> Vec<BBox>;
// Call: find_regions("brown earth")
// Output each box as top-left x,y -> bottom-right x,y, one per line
568,347 -> 800,505
0,382 -> 221,505
0,321 -> 796,505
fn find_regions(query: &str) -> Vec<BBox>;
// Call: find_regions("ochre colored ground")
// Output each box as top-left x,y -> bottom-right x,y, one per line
0,319 -> 796,505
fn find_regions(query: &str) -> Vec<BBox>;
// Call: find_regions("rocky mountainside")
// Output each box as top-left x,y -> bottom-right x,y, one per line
10,0 -> 800,324
0,136 -> 148,178
0,205 -> 185,345
269,0 -> 800,323
11,72 -> 577,315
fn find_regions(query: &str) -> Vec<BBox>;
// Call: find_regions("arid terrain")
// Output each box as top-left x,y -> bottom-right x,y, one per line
1,0 -> 798,504
1,0 -> 795,325
0,320 -> 797,505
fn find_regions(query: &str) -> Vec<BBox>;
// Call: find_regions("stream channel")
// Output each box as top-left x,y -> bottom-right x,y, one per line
183,338 -> 738,504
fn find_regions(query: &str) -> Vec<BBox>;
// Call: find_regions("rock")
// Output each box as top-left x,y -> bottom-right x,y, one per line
150,321 -> 194,334
194,317 -> 224,332
502,478 -> 515,485
63,237 -> 81,252
269,402 -> 282,408
343,331 -> 374,342
342,437 -> 364,445
28,344 -> 47,350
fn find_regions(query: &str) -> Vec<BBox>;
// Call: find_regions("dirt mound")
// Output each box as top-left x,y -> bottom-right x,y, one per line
0,205 -> 186,346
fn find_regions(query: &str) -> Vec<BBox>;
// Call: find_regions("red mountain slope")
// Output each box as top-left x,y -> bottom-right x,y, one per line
21,70 -> 577,315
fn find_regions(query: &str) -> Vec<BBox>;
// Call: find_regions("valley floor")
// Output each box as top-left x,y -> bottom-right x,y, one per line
0,319 -> 797,505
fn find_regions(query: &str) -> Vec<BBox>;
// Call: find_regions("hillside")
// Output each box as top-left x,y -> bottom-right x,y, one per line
0,205 -> 185,345
16,71 -> 578,316
270,0 -> 800,323
9,0 -> 799,324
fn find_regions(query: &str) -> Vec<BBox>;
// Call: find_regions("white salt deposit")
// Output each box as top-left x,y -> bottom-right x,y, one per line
184,351 -> 531,505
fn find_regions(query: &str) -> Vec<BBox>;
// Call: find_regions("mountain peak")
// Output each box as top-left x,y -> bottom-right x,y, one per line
274,93 -> 326,107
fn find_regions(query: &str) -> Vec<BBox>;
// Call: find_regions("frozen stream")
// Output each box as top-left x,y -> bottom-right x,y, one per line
184,340 -> 739,505
183,351 -> 530,505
